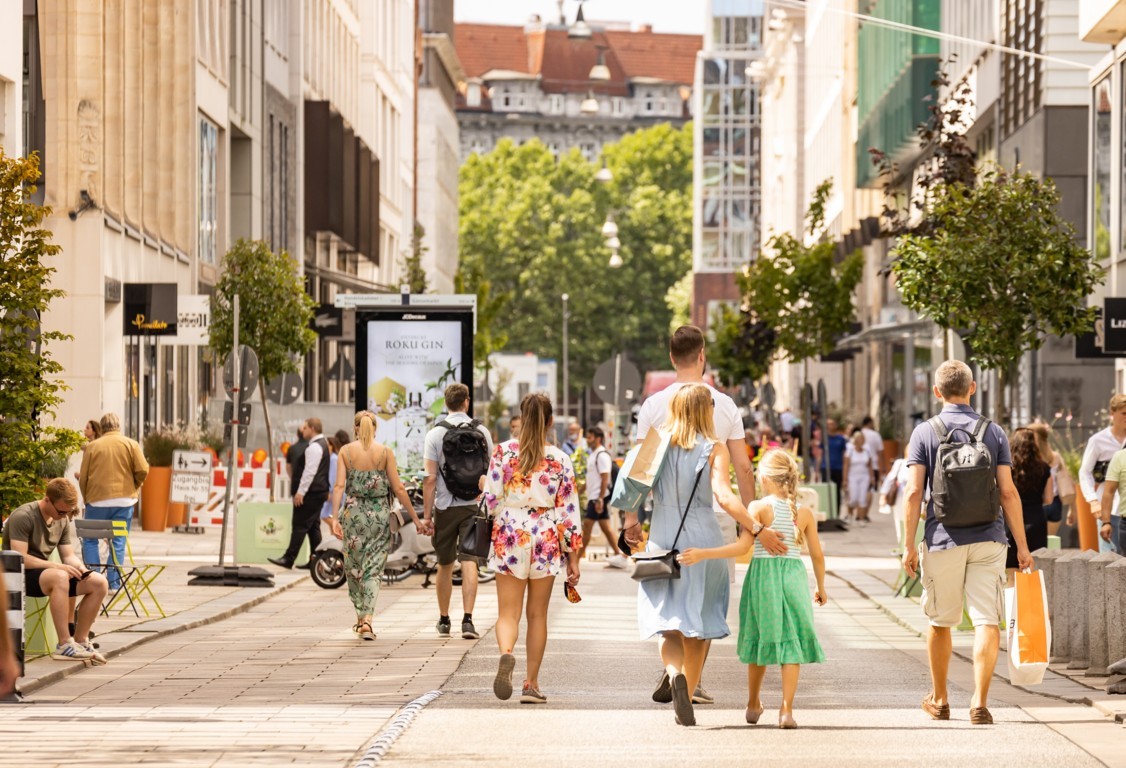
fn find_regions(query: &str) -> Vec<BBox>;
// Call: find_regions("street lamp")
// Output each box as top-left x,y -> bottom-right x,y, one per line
589,50 -> 611,82
580,90 -> 600,114
595,161 -> 614,184
601,214 -> 618,238
608,248 -> 623,269
562,293 -> 570,425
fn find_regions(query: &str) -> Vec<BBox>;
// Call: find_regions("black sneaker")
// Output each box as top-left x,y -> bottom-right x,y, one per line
436,617 -> 451,637
652,671 -> 672,703
462,618 -> 479,640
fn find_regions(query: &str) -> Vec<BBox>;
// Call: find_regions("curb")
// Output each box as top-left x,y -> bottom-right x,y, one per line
830,569 -> 1124,723
16,573 -> 310,697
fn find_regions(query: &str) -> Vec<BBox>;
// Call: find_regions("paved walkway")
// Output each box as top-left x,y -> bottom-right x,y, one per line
4,516 -> 1122,767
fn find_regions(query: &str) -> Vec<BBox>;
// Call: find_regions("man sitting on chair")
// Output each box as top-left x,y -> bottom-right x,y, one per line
1,479 -> 109,664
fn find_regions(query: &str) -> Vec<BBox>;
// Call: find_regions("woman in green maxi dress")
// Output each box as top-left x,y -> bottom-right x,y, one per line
328,411 -> 427,641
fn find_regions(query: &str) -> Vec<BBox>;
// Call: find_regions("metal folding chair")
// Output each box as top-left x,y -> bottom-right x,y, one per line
74,519 -> 140,617
110,520 -> 166,618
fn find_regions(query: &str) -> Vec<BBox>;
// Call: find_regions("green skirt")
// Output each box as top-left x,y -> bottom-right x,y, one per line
737,556 -> 825,666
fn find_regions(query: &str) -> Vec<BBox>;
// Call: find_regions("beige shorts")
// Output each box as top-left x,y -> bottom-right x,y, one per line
918,541 -> 1007,628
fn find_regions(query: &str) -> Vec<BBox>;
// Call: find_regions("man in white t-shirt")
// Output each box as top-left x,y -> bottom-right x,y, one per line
581,426 -> 627,568
636,325 -> 785,706
861,416 -> 887,482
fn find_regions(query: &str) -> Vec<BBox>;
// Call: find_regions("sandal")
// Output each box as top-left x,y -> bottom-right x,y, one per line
357,621 -> 376,641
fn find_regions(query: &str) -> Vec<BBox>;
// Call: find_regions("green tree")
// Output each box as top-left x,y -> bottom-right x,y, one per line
400,223 -> 430,294
740,180 -> 863,365
210,239 -> 317,501
707,303 -> 777,387
457,124 -> 693,403
871,64 -> 1103,422
454,268 -> 510,429
0,151 -> 83,517
665,272 -> 693,335
891,169 -> 1102,397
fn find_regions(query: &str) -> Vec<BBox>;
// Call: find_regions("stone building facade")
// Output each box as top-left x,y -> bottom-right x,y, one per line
453,17 -> 700,163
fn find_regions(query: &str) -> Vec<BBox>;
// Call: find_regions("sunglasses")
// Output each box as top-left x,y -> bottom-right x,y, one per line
50,500 -> 75,517
563,582 -> 581,604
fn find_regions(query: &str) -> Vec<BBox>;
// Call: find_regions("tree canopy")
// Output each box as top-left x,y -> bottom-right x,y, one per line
0,151 -> 83,516
457,124 -> 693,397
210,239 -> 316,500
735,180 -> 863,368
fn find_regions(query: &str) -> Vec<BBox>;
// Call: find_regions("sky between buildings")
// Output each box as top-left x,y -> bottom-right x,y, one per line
454,0 -> 708,35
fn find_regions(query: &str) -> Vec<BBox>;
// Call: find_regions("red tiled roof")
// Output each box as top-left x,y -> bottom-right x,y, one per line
457,24 -> 531,79
454,22 -> 700,90
602,29 -> 700,84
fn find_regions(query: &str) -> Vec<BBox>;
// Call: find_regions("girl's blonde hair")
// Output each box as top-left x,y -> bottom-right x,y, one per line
758,448 -> 803,545
663,384 -> 718,449
516,392 -> 553,477
354,410 -> 377,449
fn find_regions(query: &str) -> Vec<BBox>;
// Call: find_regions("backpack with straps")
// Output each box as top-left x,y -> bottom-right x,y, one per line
928,416 -> 1000,529
437,419 -> 490,502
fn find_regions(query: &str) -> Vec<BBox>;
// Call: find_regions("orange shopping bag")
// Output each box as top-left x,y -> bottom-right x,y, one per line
1004,569 -> 1051,685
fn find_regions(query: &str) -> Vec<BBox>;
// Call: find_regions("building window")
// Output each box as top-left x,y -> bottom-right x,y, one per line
1001,0 -> 1043,138
548,94 -> 564,114
611,96 -> 626,116
1094,75 -> 1111,262
466,82 -> 481,108
642,90 -> 656,115
579,141 -> 597,161
199,117 -> 218,264
547,141 -> 561,158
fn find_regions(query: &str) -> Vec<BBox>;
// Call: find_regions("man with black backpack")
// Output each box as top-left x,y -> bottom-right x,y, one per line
902,360 -> 1032,727
423,383 -> 493,640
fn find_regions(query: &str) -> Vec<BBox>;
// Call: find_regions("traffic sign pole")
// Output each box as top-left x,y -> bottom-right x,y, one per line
219,295 -> 240,568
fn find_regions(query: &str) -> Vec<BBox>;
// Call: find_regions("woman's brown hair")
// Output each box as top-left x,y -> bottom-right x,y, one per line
86,420 -> 103,439
1011,427 -> 1047,497
516,393 -> 553,477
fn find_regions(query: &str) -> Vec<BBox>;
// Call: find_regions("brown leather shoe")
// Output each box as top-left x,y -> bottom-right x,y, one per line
921,694 -> 950,720
969,706 -> 993,725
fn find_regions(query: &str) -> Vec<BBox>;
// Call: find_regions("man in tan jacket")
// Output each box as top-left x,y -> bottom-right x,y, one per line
78,413 -> 148,587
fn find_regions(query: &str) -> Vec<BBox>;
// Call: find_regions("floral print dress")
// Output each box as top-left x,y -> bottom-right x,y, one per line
482,441 -> 583,580
340,467 -> 392,617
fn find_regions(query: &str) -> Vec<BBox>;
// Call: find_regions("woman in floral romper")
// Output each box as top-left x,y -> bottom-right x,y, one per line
328,411 -> 427,641
482,393 -> 582,704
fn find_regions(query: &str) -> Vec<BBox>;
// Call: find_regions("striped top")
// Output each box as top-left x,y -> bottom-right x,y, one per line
752,495 -> 802,559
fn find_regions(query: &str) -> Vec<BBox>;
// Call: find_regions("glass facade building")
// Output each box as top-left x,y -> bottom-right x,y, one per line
855,0 -> 940,187
694,0 -> 764,276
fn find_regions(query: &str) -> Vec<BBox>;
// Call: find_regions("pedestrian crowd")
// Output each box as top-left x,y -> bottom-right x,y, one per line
3,328 -> 1123,728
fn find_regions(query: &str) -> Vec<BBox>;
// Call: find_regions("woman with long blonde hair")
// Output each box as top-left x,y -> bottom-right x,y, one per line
680,448 -> 826,729
328,410 -> 426,641
481,393 -> 582,704
622,384 -> 765,727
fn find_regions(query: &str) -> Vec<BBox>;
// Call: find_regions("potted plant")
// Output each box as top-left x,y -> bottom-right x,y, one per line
141,424 -> 204,530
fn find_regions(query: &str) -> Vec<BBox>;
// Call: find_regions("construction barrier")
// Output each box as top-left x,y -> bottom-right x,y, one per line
1,550 -> 24,681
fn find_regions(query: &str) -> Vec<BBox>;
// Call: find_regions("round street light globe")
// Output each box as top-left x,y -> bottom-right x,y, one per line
580,94 -> 599,114
601,217 -> 618,238
609,250 -> 623,268
595,166 -> 614,183
605,236 -> 621,250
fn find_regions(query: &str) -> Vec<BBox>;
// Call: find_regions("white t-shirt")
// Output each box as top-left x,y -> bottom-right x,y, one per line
587,446 -> 613,502
636,381 -> 744,444
861,427 -> 884,468
845,443 -> 875,471
424,412 -> 494,509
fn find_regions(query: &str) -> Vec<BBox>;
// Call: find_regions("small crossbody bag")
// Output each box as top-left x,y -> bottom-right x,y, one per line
630,462 -> 706,583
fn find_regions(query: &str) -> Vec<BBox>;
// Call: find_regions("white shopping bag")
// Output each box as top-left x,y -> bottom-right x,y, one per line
1004,570 -> 1051,686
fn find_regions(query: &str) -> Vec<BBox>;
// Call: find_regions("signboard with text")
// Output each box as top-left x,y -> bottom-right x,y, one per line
123,283 -> 178,336
1103,298 -> 1126,354
355,302 -> 475,474
170,450 -> 212,504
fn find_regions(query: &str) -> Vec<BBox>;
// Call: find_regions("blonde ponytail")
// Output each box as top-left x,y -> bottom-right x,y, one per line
759,449 -> 803,546
354,410 -> 376,449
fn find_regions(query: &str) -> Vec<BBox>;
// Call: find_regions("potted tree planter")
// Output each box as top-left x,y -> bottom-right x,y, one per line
141,425 -> 210,531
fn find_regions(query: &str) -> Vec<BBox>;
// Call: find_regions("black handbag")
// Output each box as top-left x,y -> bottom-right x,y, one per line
630,462 -> 706,583
458,502 -> 492,560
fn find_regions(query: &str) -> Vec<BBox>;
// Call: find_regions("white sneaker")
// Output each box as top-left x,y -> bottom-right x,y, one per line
80,641 -> 108,665
51,640 -> 94,662
606,554 -> 628,569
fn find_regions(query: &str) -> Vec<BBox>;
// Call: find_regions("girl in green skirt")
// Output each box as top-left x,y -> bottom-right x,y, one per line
679,449 -> 826,729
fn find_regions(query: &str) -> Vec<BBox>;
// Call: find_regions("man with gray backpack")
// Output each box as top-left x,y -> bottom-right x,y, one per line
902,360 -> 1032,726
423,383 -> 493,640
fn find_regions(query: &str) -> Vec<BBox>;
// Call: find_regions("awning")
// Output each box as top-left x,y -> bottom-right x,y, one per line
836,319 -> 935,349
